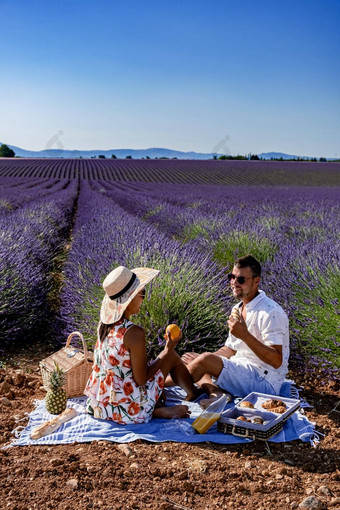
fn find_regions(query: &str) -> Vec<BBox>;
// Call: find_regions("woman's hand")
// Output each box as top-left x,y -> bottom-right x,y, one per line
164,329 -> 182,350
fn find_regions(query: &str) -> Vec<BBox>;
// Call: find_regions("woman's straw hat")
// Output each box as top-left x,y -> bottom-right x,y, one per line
100,266 -> 159,324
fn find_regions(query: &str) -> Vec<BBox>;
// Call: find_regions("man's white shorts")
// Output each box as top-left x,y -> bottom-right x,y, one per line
215,357 -> 277,397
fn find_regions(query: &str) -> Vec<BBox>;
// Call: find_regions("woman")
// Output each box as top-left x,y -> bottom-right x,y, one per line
84,265 -> 196,424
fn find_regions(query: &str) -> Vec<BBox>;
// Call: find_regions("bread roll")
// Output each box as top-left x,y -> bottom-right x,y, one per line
236,415 -> 251,422
31,408 -> 78,439
239,401 -> 254,409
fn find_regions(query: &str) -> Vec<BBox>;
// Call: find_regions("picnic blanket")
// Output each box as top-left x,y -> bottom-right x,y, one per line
5,381 -> 319,448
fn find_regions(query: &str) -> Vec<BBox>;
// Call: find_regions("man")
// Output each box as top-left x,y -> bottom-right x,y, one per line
185,254 -> 289,405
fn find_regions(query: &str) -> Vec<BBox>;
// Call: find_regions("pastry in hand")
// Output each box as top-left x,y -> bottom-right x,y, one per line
230,307 -> 241,321
262,399 -> 286,410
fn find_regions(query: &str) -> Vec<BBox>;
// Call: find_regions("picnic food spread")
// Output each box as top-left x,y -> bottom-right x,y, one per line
217,392 -> 300,440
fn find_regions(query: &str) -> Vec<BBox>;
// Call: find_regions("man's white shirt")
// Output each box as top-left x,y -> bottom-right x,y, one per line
225,290 -> 289,394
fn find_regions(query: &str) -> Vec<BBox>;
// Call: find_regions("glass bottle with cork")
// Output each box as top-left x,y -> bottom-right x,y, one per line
192,393 -> 229,434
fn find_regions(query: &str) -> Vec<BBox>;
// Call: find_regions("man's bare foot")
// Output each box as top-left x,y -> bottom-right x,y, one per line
153,405 -> 190,419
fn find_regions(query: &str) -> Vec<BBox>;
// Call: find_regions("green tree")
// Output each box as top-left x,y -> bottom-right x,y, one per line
111,154 -> 117,159
0,144 -> 15,157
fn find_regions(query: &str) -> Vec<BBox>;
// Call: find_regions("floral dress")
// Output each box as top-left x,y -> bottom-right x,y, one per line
84,319 -> 164,424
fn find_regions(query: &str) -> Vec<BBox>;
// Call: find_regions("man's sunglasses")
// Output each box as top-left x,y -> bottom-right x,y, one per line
227,274 -> 255,285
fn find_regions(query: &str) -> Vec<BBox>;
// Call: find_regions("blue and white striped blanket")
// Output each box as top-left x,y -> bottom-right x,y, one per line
6,382 -> 318,448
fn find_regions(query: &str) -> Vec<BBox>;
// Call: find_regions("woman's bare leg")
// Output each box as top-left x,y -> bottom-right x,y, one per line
153,404 -> 190,419
164,351 -> 200,387
160,350 -> 198,401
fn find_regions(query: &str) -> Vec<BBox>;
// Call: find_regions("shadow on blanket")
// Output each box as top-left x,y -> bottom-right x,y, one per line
5,381 -> 319,449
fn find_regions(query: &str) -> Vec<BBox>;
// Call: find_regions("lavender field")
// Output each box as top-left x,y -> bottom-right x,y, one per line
1,159 -> 339,382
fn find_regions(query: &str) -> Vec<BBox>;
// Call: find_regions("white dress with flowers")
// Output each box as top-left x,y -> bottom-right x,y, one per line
84,319 -> 164,424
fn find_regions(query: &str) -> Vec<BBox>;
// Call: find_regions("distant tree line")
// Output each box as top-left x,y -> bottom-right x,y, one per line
216,154 -> 333,162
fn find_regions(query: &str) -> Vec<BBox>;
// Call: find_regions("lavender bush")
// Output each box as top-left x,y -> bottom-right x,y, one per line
0,180 -> 78,348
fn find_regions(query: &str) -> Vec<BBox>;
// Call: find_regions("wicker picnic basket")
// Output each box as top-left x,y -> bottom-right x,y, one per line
40,332 -> 94,398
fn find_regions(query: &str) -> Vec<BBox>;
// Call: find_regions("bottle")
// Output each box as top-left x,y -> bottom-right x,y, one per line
192,394 -> 229,434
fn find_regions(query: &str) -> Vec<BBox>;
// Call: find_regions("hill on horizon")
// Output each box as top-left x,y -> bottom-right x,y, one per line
0,143 -> 336,160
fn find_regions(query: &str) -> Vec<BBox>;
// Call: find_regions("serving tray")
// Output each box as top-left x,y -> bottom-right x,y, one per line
217,392 -> 300,440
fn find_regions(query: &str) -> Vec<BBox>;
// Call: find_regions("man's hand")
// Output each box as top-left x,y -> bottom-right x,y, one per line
181,351 -> 199,365
227,314 -> 249,341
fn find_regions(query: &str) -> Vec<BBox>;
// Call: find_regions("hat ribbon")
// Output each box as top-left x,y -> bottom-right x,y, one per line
109,272 -> 137,300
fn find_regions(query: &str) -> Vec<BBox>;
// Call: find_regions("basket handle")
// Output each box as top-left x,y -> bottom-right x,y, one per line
231,425 -> 254,438
66,331 -> 90,363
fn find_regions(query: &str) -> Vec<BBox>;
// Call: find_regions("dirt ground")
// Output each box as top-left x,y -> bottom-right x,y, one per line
1,342 -> 339,510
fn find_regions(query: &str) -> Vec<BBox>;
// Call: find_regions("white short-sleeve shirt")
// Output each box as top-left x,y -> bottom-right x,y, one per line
225,290 -> 290,394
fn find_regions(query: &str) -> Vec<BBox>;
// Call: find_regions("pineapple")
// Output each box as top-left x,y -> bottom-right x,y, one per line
45,362 -> 67,414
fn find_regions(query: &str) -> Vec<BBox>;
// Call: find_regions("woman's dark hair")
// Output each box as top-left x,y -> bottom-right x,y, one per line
234,254 -> 261,277
98,321 -> 115,343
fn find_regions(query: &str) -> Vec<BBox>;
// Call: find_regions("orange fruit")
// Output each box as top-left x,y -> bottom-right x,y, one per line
166,324 -> 182,341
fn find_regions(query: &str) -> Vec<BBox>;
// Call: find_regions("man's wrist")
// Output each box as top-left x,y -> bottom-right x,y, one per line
241,331 -> 254,345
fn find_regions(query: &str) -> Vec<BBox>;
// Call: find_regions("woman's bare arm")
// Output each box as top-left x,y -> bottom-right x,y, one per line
124,326 -> 176,386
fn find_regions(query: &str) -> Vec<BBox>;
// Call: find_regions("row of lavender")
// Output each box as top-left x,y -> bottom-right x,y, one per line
1,158 -> 339,186
83,180 -> 340,377
0,178 -> 79,351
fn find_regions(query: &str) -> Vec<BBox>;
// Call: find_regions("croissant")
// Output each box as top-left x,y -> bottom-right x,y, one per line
261,399 -> 286,410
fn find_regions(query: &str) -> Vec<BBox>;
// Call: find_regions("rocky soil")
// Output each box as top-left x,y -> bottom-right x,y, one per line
1,342 -> 339,510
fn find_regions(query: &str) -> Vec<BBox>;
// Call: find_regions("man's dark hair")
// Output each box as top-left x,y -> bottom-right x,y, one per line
234,254 -> 261,277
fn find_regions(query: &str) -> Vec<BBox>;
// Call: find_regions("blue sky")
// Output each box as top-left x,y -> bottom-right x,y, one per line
1,0 -> 339,157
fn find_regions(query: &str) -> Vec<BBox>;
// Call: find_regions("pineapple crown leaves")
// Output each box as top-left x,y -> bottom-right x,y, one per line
48,361 -> 66,390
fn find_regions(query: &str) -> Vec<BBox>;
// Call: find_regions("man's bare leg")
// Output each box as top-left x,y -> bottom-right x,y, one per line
186,352 -> 232,408
198,374 -> 230,408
